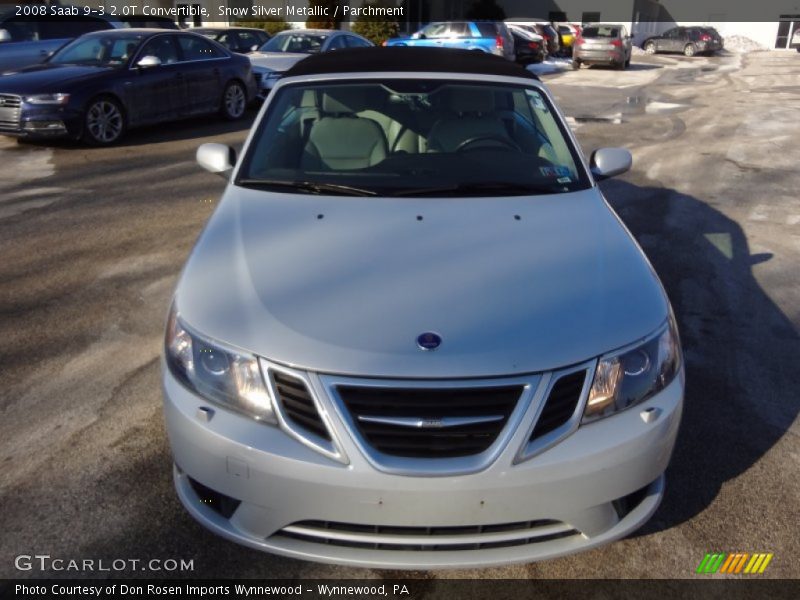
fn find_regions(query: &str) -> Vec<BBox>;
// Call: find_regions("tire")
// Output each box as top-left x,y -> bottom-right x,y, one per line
220,80 -> 247,121
625,57 -> 631,68
82,96 -> 125,145
572,59 -> 581,70
645,42 -> 656,54
684,43 -> 696,57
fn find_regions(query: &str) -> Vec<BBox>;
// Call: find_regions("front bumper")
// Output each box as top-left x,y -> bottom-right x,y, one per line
163,362 -> 683,568
254,72 -> 283,100
0,99 -> 81,139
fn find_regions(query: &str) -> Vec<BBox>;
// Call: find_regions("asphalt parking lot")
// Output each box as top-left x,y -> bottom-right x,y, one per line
1,50 -> 798,580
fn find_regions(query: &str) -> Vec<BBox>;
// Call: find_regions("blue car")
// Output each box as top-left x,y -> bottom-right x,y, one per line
386,21 -> 515,61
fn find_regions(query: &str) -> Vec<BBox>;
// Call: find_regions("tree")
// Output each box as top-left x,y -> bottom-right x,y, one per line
306,0 -> 345,29
234,18 -> 292,36
351,1 -> 400,45
465,0 -> 506,21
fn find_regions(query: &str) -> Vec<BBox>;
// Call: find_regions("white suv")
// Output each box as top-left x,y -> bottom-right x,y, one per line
162,47 -> 684,569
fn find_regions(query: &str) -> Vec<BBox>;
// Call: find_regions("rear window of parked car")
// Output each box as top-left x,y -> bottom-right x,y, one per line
582,26 -> 620,38
475,22 -> 498,38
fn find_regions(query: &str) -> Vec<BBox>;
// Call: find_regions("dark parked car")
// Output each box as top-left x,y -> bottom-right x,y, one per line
0,29 -> 256,144
573,24 -> 632,70
119,16 -> 179,30
643,26 -> 723,57
507,24 -> 545,64
507,20 -> 560,57
0,12 -> 124,72
193,27 -> 269,54
386,21 -> 515,62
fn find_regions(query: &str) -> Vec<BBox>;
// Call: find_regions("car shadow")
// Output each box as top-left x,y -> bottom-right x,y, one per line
599,177 -> 800,536
17,110 -> 257,150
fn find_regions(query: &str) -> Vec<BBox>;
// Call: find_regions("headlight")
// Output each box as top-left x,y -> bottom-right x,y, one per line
24,93 -> 70,105
583,315 -> 681,423
165,305 -> 276,424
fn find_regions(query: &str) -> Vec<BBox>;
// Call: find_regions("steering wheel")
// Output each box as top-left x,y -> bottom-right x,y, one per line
455,135 -> 521,153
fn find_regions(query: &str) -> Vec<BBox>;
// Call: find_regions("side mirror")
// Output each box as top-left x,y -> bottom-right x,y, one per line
411,32 -> 426,40
197,143 -> 236,179
136,55 -> 161,68
590,147 -> 632,181
251,44 -> 259,52
0,29 -> 11,43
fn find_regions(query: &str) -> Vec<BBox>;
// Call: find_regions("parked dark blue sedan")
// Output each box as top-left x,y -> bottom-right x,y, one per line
0,29 -> 256,144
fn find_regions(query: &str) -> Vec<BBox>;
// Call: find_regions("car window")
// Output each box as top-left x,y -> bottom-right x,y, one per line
475,22 -> 498,38
345,35 -> 371,48
582,26 -> 619,38
261,32 -> 327,53
237,31 -> 261,51
420,23 -> 449,38
327,35 -> 347,50
1,18 -> 38,41
240,80 -> 589,196
177,35 -> 224,60
448,22 -> 469,37
49,33 -> 144,67
140,35 -> 180,64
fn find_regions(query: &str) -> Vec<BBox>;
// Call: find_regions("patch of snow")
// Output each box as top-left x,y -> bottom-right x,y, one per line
723,35 -> 767,53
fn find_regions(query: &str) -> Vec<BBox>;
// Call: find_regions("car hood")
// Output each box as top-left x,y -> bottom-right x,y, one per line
248,52 -> 308,72
0,63 -> 109,93
175,187 -> 669,378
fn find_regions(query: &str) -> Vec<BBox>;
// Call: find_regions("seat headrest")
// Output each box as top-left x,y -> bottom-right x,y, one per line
449,88 -> 496,114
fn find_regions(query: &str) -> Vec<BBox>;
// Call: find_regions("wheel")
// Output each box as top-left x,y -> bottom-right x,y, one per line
82,96 -> 125,145
625,57 -> 631,68
572,59 -> 581,70
220,81 -> 247,120
645,42 -> 656,54
684,43 -> 696,57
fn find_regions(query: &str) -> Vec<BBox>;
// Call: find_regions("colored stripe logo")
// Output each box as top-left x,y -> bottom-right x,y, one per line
696,553 -> 773,574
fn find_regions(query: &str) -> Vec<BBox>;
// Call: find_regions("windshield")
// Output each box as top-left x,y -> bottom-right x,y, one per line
238,80 -> 590,197
259,33 -> 328,54
49,34 -> 145,67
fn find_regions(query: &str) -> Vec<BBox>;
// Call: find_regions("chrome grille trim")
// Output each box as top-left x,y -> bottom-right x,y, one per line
0,94 -> 22,132
322,373 -> 540,477
274,519 -> 581,551
514,361 -> 595,464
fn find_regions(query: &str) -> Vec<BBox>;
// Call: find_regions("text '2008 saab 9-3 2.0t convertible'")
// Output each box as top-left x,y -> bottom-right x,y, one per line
162,47 -> 684,569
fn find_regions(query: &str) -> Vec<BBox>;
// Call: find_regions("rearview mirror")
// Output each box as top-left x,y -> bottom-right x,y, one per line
197,143 -> 236,179
136,55 -> 161,68
590,147 -> 632,181
0,28 -> 11,43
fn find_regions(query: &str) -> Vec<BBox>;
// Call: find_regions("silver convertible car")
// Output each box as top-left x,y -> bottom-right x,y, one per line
163,47 -> 684,568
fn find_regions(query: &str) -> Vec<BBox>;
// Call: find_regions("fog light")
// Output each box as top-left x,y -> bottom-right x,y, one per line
23,120 -> 66,131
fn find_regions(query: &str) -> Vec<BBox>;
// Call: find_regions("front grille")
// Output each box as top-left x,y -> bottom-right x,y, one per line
274,371 -> 331,441
338,385 -> 522,458
530,370 -> 587,440
274,519 -> 579,551
0,94 -> 22,132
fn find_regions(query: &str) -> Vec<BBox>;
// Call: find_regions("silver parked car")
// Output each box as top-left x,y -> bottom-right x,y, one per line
573,23 -> 632,70
249,29 -> 373,99
163,47 -> 684,568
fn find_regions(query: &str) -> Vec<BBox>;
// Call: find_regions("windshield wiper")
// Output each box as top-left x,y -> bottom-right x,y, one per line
237,179 -> 377,197
393,181 -> 565,197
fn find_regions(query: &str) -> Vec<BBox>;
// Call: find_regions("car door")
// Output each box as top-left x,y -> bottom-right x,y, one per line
413,22 -> 448,47
126,34 -> 184,125
175,34 -> 224,115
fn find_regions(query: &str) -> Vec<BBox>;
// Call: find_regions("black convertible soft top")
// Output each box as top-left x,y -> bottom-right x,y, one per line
284,47 -> 539,81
